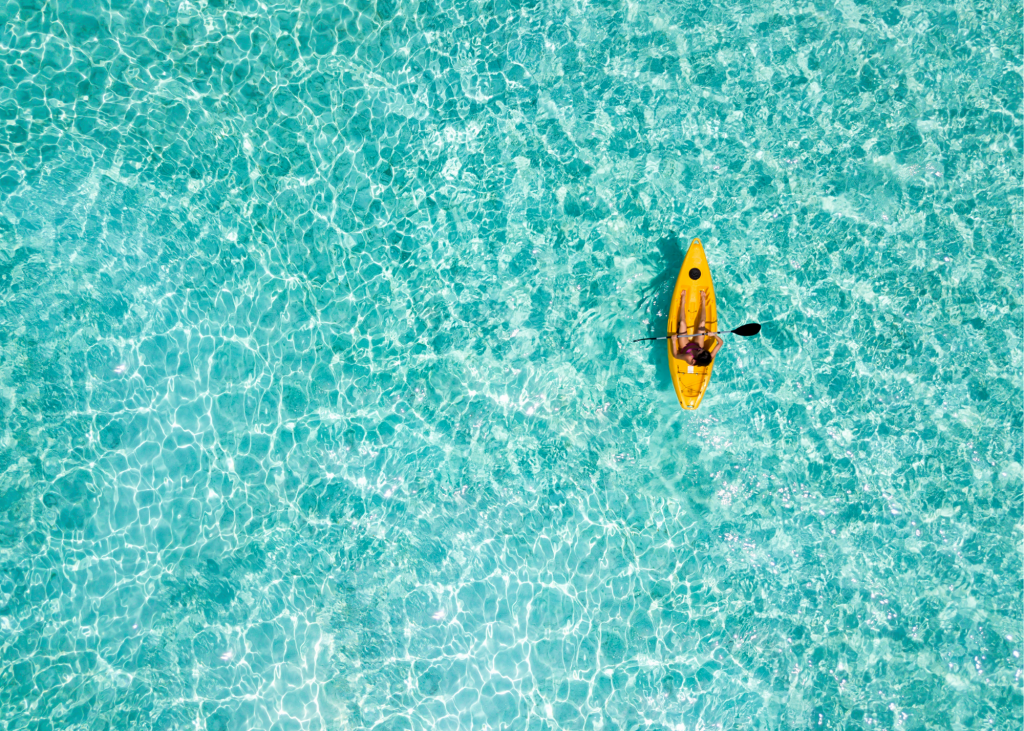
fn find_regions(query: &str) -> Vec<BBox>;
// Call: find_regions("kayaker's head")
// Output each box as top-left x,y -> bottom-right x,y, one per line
693,349 -> 713,367
681,347 -> 714,366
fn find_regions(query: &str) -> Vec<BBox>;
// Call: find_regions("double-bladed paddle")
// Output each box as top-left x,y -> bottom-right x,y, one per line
631,323 -> 762,343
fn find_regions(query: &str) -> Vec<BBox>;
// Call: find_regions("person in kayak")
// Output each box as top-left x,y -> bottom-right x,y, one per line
671,290 -> 722,366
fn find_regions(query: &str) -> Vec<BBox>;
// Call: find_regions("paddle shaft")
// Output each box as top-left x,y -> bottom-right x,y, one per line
634,332 -> 726,343
631,324 -> 760,343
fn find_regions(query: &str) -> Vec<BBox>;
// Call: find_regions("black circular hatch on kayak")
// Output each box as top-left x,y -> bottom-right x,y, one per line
688,267 -> 702,280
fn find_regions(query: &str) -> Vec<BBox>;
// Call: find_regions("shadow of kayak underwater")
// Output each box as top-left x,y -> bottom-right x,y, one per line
636,230 -> 686,396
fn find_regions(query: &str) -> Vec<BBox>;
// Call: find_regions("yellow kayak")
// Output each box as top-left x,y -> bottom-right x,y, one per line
668,238 -> 717,410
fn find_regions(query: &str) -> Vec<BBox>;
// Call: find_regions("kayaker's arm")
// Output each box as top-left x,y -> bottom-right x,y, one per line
669,333 -> 686,358
670,332 -> 699,357
707,335 -> 723,356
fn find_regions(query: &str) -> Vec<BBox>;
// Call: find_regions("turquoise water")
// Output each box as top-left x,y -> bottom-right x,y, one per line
0,0 -> 1021,728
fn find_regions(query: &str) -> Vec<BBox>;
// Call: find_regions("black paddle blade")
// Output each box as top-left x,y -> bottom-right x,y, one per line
732,323 -> 761,337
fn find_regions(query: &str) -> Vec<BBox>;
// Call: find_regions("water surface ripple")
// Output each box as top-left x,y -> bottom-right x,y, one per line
0,0 -> 1020,730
